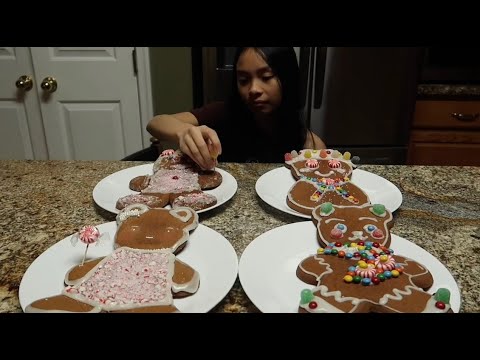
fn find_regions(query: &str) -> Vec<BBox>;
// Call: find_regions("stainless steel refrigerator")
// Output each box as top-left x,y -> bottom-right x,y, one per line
300,47 -> 424,164
195,47 -> 425,164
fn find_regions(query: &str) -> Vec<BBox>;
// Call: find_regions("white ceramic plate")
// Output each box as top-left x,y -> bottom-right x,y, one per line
19,222 -> 239,313
238,222 -> 461,313
93,164 -> 238,214
255,167 -> 403,219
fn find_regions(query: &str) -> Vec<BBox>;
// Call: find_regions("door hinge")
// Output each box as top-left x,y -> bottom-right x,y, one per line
132,48 -> 138,76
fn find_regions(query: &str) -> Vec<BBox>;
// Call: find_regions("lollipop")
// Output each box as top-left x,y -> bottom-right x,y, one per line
71,225 -> 109,265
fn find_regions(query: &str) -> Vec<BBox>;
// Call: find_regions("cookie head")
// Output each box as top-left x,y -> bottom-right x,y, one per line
285,149 -> 355,180
312,202 -> 393,249
115,204 -> 199,253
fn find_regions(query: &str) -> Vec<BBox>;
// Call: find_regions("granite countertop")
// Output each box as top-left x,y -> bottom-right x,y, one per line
1,160 -> 479,313
417,84 -> 480,99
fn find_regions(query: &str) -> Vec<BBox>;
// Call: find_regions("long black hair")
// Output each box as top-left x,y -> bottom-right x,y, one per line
225,47 -> 307,161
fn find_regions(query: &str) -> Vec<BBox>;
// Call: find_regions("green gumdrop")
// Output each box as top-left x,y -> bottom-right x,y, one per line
372,204 -> 386,216
321,202 -> 333,214
434,288 -> 451,304
300,289 -> 314,304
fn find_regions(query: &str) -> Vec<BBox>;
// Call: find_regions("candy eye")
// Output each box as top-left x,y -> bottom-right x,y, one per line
364,224 -> 377,233
335,223 -> 347,233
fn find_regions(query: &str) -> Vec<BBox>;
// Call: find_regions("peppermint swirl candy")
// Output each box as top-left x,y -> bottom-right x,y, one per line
78,225 -> 100,245
161,149 -> 175,157
355,264 -> 377,278
376,255 -> 396,271
328,159 -> 341,168
305,159 -> 319,169
325,178 -> 335,185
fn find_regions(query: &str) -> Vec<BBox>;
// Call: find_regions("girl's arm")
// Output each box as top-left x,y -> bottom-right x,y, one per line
147,112 -> 221,170
303,129 -> 326,150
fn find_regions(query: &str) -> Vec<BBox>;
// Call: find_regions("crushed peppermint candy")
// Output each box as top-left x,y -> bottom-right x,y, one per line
64,248 -> 174,310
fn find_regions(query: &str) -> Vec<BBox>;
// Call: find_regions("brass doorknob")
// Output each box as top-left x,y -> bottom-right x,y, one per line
15,75 -> 33,91
41,77 -> 57,93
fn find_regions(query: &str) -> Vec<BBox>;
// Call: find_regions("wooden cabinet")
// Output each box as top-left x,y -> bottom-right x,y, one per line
407,100 -> 480,165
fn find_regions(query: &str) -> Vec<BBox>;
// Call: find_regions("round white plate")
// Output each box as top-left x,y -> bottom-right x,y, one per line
93,164 -> 238,214
255,167 -> 403,219
19,222 -> 239,313
238,222 -> 461,313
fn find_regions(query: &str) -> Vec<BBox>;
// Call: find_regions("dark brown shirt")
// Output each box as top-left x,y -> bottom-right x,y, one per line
190,101 -> 302,163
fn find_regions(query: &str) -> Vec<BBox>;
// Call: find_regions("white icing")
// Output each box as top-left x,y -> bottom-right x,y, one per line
169,207 -> 193,223
116,204 -> 149,225
325,217 -> 344,224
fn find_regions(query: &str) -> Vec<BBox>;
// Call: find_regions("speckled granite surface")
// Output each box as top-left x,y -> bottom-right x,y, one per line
1,160 -> 479,313
418,84 -> 480,99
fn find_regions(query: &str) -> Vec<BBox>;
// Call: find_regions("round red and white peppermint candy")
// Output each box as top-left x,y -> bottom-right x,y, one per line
305,159 -> 319,169
328,159 -> 341,168
161,149 -> 175,157
78,225 -> 100,245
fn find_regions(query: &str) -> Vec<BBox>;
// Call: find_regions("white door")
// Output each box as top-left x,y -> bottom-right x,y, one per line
30,47 -> 143,160
0,47 -> 48,159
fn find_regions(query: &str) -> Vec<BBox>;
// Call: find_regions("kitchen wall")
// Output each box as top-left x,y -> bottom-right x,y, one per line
149,47 -> 193,116
149,47 -> 193,150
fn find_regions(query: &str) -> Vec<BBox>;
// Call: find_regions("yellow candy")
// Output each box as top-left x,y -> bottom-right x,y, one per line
391,270 -> 400,277
358,246 -> 366,251
343,275 -> 353,283
343,151 -> 351,160
350,242 -> 357,248
317,248 -> 325,254
304,150 -> 312,158
380,255 -> 388,262
359,262 -> 368,269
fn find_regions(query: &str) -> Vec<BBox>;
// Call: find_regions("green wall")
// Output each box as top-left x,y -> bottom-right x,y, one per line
149,47 -> 193,115
148,47 -> 193,150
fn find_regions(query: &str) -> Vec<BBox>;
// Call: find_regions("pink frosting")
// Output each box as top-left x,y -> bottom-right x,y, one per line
142,169 -> 201,194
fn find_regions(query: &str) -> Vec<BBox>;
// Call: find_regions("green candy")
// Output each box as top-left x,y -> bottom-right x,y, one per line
372,204 -> 386,216
321,202 -> 333,214
434,288 -> 451,304
300,289 -> 315,304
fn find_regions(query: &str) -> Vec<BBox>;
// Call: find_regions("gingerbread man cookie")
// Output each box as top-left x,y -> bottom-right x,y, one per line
25,206 -> 201,313
284,149 -> 370,216
119,149 -> 222,211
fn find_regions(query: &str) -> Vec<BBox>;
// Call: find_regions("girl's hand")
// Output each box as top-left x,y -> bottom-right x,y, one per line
177,125 -> 222,170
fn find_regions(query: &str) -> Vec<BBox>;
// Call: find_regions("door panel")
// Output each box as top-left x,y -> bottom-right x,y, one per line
30,47 -> 142,160
0,47 -> 47,159
58,102 -> 125,160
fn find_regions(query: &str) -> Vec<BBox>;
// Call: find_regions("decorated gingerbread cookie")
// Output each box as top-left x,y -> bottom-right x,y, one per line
25,209 -> 201,313
118,149 -> 222,212
313,202 -> 394,249
284,149 -> 370,216
296,243 -> 452,313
